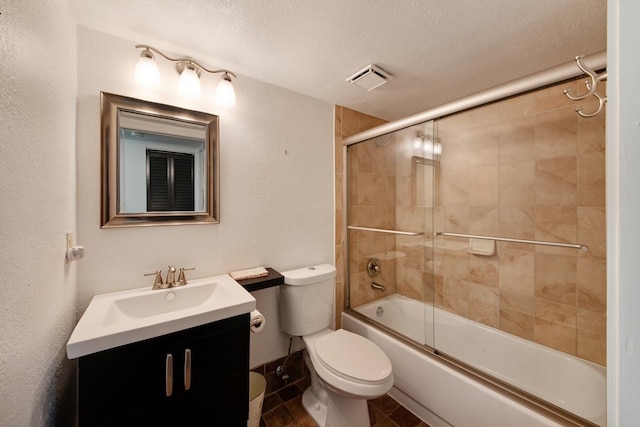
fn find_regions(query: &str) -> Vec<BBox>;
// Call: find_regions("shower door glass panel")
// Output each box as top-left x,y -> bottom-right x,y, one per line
431,80 -> 607,426
347,121 -> 436,348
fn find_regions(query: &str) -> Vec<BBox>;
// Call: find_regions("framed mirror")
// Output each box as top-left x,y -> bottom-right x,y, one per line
100,92 -> 219,228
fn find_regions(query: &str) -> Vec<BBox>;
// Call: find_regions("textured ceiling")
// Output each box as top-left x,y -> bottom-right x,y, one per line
69,0 -> 607,121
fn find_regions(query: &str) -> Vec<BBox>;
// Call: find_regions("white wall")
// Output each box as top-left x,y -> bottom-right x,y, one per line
0,1 -> 78,425
607,1 -> 640,425
75,27 -> 334,368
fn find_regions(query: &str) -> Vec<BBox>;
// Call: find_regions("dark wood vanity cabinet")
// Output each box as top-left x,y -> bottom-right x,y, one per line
77,314 -> 249,426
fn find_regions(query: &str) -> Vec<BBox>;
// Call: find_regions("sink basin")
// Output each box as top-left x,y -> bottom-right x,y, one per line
67,274 -> 256,359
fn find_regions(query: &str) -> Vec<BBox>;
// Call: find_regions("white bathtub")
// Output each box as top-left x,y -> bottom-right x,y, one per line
344,294 -> 606,427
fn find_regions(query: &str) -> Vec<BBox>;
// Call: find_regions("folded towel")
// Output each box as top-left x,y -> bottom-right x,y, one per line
229,266 -> 269,281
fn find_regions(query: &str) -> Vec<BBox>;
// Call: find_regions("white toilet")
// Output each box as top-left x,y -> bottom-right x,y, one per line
280,264 -> 393,427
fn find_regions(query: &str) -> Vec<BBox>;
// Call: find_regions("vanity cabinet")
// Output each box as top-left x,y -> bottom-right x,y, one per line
77,314 -> 249,426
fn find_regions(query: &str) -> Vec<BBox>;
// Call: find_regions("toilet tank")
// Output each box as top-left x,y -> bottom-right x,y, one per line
280,264 -> 336,336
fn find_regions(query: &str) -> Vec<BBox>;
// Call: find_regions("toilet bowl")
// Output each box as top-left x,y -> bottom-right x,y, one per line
280,265 -> 394,427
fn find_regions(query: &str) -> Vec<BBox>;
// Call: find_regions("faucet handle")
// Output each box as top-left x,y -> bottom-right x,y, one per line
144,270 -> 164,290
177,267 -> 196,286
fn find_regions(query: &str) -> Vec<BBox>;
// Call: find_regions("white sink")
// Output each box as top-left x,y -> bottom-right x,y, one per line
67,274 -> 256,359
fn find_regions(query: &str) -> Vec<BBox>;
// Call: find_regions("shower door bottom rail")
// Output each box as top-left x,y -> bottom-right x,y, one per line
436,232 -> 589,252
347,225 -> 424,236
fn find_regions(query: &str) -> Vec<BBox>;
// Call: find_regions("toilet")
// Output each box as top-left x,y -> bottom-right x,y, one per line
280,264 -> 393,427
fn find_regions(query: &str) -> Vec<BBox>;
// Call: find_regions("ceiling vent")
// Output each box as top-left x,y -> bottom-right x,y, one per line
346,64 -> 392,91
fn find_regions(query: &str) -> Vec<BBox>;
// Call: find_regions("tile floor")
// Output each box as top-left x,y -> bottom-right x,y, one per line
252,351 -> 430,427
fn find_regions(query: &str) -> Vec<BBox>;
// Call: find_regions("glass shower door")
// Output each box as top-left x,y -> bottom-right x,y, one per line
347,121 -> 437,349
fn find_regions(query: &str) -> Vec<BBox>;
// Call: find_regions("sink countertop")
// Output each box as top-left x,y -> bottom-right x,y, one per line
67,273 -> 256,359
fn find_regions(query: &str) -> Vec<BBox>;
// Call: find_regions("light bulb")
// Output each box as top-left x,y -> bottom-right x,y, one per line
134,51 -> 161,88
178,65 -> 201,99
215,73 -> 236,106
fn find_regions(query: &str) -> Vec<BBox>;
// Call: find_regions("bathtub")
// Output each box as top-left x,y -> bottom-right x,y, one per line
343,294 -> 606,427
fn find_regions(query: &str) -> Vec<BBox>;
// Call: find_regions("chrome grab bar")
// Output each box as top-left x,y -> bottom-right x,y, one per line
436,232 -> 589,252
348,225 -> 424,236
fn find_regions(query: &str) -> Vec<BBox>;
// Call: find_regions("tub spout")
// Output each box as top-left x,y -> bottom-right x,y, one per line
371,282 -> 386,292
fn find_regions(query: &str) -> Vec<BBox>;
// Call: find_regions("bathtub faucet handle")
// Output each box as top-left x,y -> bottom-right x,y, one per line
371,281 -> 386,292
367,258 -> 381,278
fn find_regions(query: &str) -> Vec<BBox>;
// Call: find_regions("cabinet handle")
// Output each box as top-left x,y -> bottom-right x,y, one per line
184,348 -> 192,391
165,353 -> 173,397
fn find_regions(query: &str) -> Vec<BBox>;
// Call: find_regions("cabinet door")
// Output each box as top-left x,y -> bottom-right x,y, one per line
78,345 -> 169,425
182,320 -> 249,391
78,315 -> 249,426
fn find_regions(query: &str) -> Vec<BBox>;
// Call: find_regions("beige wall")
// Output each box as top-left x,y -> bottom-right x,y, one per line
435,79 -> 606,365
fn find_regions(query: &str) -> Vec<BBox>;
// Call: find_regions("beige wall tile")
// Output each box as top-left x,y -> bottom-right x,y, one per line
577,328 -> 606,365
577,257 -> 607,312
469,255 -> 499,287
578,151 -> 606,207
442,205 -> 469,233
577,112 -> 606,155
500,291 -> 535,315
467,128 -> 500,167
577,308 -> 606,335
499,117 -> 536,163
500,161 -> 534,206
499,206 -> 535,240
535,206 -> 577,244
468,282 -> 499,327
499,91 -> 535,121
469,165 -> 499,207
499,307 -> 534,340
469,206 -> 499,235
535,299 -> 576,327
442,167 -> 469,205
442,277 -> 469,317
534,253 -> 577,305
534,318 -> 576,354
499,248 -> 534,296
577,207 -> 606,260
535,107 -> 577,159
535,157 -> 577,207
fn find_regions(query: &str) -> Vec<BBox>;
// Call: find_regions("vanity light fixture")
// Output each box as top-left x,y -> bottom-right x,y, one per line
134,44 -> 237,106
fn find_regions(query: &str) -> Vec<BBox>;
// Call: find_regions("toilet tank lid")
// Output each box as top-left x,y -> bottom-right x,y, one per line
282,264 -> 336,285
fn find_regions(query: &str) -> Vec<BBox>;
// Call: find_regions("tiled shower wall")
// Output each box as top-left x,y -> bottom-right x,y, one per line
334,106 -> 387,328
435,79 -> 606,365
336,78 -> 605,366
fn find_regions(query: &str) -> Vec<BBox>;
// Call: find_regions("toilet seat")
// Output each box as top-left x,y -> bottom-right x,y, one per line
315,329 -> 392,384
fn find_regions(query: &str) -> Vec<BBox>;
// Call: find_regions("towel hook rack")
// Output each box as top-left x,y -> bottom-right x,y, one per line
563,55 -> 607,118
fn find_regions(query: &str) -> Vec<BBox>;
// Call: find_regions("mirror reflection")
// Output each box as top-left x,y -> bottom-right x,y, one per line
101,92 -> 219,228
